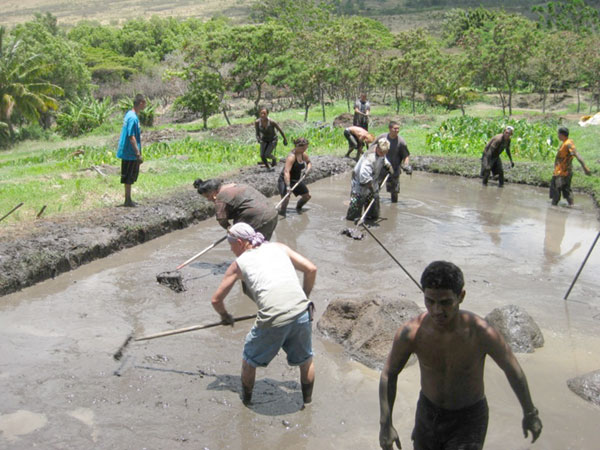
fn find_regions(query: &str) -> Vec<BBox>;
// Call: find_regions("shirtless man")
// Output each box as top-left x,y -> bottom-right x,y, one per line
344,125 -> 375,161
379,261 -> 542,450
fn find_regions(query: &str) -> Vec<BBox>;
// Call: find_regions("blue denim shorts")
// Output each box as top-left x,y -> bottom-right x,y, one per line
243,311 -> 312,368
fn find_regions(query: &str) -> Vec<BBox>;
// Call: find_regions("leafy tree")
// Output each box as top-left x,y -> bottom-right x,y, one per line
326,16 -> 393,112
11,15 -> 90,101
425,52 -> 475,115
463,14 -> 538,116
227,23 -> 292,116
442,7 -> 501,46
80,46 -> 137,83
250,0 -> 335,32
170,17 -> 232,127
391,29 -> 439,115
174,71 -> 224,129
525,30 -> 578,112
580,38 -> 600,112
0,27 -> 63,143
272,29 -> 334,121
533,0 -> 600,33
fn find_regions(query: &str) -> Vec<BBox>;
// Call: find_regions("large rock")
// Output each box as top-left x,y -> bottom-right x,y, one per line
485,305 -> 544,353
317,296 -> 422,370
567,370 -> 600,407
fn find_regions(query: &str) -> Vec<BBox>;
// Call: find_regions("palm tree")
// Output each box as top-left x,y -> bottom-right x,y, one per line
0,26 -> 63,144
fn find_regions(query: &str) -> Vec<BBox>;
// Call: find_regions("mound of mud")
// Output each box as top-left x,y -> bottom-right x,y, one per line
567,370 -> 600,407
485,305 -> 544,353
0,155 -> 353,296
317,296 -> 422,370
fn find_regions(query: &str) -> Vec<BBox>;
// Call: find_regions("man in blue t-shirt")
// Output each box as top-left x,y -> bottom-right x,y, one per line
117,94 -> 146,207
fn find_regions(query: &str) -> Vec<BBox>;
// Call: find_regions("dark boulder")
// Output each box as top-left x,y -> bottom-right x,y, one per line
485,305 -> 544,353
567,370 -> 600,407
317,296 -> 422,370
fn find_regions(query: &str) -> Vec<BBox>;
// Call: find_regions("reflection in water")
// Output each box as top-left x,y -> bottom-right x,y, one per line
475,188 -> 508,247
543,208 -> 580,271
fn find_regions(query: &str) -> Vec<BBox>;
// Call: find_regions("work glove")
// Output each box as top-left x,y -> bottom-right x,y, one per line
511,161 -> 515,168
402,164 -> 413,175
283,139 -> 288,146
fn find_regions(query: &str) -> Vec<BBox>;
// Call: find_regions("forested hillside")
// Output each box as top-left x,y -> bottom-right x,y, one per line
1,0 -> 600,148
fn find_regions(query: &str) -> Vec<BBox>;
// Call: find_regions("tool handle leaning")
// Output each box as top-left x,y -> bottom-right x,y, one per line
355,174 -> 389,229
134,314 -> 257,342
275,172 -> 309,210
0,202 -> 24,223
175,235 -> 227,270
564,230 -> 600,300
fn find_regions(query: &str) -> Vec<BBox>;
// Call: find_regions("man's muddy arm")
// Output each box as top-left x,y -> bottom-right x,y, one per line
485,323 -> 542,442
573,150 -> 591,175
506,144 -> 514,166
379,326 -> 413,449
211,262 -> 242,322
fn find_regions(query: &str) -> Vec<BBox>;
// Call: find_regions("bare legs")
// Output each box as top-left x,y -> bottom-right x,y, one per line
241,357 -> 314,405
124,184 -> 135,207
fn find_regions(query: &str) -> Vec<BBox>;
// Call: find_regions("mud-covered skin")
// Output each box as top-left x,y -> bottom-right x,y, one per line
0,155 -> 353,297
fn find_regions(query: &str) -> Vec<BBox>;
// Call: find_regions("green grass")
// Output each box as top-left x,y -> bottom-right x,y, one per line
2,100 -> 600,227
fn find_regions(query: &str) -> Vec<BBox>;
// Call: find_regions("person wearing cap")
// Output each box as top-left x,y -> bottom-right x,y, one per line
481,126 -> 514,187
277,137 -> 313,217
193,178 -> 278,240
210,222 -> 317,406
550,126 -> 592,206
344,126 -> 375,161
346,137 -> 392,222
376,121 -> 412,203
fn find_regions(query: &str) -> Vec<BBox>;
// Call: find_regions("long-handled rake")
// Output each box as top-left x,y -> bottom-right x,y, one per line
341,174 -> 389,240
155,235 -> 228,292
275,171 -> 309,211
113,313 -> 257,361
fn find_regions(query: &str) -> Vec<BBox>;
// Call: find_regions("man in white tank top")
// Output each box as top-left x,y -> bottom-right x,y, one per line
210,223 -> 317,406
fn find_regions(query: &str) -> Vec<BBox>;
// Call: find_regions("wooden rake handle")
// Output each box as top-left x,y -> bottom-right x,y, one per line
135,314 -> 257,342
175,235 -> 228,270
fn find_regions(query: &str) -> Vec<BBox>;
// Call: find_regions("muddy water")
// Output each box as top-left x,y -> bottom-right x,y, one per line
1,172 -> 599,449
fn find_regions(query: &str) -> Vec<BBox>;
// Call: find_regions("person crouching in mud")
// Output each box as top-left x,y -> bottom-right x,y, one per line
194,178 -> 278,240
379,261 -> 542,450
210,223 -> 317,406
346,137 -> 392,223
277,137 -> 312,217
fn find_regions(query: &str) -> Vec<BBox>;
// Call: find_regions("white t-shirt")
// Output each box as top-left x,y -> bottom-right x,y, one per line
236,243 -> 309,328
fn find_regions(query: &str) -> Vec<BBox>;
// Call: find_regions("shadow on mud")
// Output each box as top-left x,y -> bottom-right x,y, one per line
206,374 -> 304,415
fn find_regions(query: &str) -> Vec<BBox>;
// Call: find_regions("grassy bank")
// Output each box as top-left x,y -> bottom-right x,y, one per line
1,101 -> 599,228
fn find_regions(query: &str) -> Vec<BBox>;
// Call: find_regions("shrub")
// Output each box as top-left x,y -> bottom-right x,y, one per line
426,116 -> 559,161
56,97 -> 115,137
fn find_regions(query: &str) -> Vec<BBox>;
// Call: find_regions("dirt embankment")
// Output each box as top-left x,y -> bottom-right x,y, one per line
0,155 -> 353,297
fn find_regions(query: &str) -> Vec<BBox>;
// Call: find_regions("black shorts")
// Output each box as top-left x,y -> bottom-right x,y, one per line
278,175 -> 309,197
121,159 -> 140,185
412,392 -> 489,450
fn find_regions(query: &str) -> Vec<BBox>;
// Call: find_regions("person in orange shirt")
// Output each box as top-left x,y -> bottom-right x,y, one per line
550,127 -> 591,206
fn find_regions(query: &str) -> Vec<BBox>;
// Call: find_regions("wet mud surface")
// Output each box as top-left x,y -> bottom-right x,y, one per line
1,171 -> 600,449
0,155 -> 353,296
